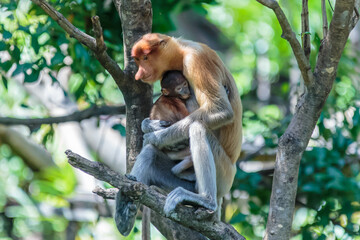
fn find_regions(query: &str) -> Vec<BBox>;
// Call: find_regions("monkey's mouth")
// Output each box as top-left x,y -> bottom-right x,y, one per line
180,94 -> 190,100
141,75 -> 152,82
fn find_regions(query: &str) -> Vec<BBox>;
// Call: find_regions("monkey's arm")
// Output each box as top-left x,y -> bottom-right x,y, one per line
143,86 -> 233,148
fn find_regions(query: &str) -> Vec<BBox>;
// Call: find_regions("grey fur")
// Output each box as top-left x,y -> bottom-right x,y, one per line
115,86 -> 234,235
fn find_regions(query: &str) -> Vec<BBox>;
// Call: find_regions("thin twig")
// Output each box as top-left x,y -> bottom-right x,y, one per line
0,105 -> 125,126
256,0 -> 314,86
91,16 -> 107,53
65,150 -> 245,240
322,0 -> 329,38
301,0 -> 311,60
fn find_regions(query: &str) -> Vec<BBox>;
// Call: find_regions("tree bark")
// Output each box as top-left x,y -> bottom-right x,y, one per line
113,0 -> 153,171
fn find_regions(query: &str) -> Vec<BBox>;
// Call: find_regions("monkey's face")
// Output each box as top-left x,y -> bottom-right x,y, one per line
131,34 -> 169,84
176,81 -> 190,100
133,54 -> 164,84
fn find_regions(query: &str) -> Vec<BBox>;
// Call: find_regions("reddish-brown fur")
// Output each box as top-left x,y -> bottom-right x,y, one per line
150,71 -> 190,124
150,97 -> 189,124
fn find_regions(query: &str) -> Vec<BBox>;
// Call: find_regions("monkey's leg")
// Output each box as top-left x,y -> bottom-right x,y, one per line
115,144 -> 195,236
131,145 -> 195,192
171,156 -> 195,181
164,121 -> 236,218
166,147 -> 191,160
164,121 -> 218,216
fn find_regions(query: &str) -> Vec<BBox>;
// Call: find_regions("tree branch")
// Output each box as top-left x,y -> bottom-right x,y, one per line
65,150 -> 245,240
264,0 -> 357,239
93,186 -> 118,199
256,0 -> 314,86
301,0 -> 311,60
321,0 -> 329,38
0,105 -> 125,126
31,0 -> 96,50
31,0 -> 126,91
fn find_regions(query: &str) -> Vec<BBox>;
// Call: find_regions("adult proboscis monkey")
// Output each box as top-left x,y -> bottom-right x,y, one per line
115,33 -> 242,236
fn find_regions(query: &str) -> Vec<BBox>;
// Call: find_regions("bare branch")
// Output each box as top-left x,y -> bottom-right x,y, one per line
321,0 -> 329,38
31,0 -> 126,91
65,150 -> 245,240
91,16 -> 107,53
256,0 -> 314,86
93,186 -> 117,199
301,0 -> 310,60
0,105 -> 125,126
142,207 -> 151,240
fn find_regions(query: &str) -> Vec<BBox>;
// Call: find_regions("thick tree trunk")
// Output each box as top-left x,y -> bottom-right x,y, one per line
113,0 -> 153,171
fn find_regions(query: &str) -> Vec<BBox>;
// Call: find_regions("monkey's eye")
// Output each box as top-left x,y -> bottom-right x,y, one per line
143,55 -> 148,61
176,87 -> 181,92
134,57 -> 139,61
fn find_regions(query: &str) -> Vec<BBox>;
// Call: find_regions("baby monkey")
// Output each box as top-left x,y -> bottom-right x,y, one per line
150,71 -> 194,181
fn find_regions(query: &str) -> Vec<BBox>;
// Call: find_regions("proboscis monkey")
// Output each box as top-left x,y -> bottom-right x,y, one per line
150,70 -> 194,180
115,33 -> 242,236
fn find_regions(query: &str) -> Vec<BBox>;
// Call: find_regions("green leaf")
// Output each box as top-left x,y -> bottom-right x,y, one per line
51,51 -> 65,66
2,30 -> 12,39
112,124 -> 126,136
318,234 -> 326,240
0,41 -> 7,51
0,61 -> 13,72
230,213 -> 247,224
24,70 -> 40,83
12,46 -> 21,62
12,63 -> 33,76
18,26 -> 30,34
31,37 -> 40,54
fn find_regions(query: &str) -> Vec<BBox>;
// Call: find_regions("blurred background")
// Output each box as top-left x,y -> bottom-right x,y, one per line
0,0 -> 360,239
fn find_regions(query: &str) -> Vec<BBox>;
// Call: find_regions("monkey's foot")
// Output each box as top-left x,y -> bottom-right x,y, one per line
164,187 -> 217,217
115,191 -> 139,236
125,174 -> 137,181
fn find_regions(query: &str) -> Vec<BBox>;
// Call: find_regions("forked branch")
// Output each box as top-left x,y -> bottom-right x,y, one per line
65,150 -> 245,240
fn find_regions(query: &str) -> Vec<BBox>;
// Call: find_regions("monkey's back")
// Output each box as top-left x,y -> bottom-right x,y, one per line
178,38 -> 243,164
150,96 -> 189,124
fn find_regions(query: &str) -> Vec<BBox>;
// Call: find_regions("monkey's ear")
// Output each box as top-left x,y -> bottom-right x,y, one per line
144,39 -> 167,55
161,88 -> 169,96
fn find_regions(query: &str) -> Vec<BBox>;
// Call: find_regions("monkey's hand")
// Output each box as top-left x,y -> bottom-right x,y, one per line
164,187 -> 217,217
143,130 -> 164,148
141,118 -> 171,134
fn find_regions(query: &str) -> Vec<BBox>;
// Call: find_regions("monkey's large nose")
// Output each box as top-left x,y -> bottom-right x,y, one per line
134,72 -> 142,80
135,70 -> 145,80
